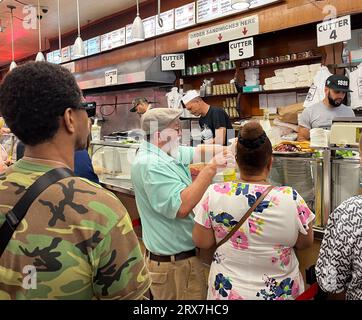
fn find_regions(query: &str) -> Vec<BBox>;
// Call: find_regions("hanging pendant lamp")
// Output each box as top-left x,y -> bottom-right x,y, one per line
35,0 -> 45,62
231,0 -> 251,10
7,5 -> 17,71
131,0 -> 145,42
73,0 -> 85,58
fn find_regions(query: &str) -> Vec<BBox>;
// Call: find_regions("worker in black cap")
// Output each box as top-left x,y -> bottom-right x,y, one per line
129,97 -> 151,116
298,74 -> 355,141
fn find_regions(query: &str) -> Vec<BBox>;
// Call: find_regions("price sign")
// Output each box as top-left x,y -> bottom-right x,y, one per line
229,37 -> 254,61
105,69 -> 118,86
317,15 -> 351,47
161,54 -> 185,71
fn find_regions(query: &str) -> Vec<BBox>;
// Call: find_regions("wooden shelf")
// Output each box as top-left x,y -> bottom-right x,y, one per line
239,55 -> 322,69
182,68 -> 236,78
203,93 -> 238,98
327,62 -> 361,69
242,87 -> 310,94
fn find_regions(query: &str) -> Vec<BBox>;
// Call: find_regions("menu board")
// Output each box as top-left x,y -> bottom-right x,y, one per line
197,0 -> 279,23
61,46 -> 71,62
101,33 -> 112,52
111,28 -> 126,48
126,24 -> 136,44
175,2 -> 196,30
46,51 -> 54,63
52,50 -> 61,64
156,9 -> 175,35
250,0 -> 280,9
87,36 -> 101,55
143,16 -> 156,38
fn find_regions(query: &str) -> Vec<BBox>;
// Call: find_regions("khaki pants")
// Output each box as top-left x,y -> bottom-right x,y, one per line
146,255 -> 207,300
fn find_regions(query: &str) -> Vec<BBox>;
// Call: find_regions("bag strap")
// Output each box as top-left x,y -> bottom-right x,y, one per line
216,185 -> 274,249
0,167 -> 74,258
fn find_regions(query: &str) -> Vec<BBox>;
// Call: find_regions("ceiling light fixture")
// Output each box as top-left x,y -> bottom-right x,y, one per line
73,0 -> 85,58
7,5 -> 17,71
131,0 -> 145,42
231,0 -> 251,10
35,0 -> 45,61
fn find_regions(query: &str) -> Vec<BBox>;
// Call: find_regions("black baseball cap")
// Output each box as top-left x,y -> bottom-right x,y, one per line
325,75 -> 353,92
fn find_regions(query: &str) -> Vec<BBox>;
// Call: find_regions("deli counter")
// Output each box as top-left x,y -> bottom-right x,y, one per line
90,139 -> 361,240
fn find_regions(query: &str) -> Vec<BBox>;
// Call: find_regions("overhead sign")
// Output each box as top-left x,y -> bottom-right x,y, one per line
229,37 -> 254,61
87,36 -> 101,55
161,54 -> 185,71
175,2 -> 196,30
111,28 -> 126,48
143,16 -> 156,38
105,69 -> 118,86
188,15 -> 259,49
317,15 -> 351,47
156,9 -> 175,35
196,0 -> 279,24
126,24 -> 136,44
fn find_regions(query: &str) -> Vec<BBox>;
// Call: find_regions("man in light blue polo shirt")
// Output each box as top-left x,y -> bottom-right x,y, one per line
131,108 -> 232,300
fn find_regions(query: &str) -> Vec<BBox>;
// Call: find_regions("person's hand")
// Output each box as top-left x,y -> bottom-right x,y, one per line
227,138 -> 237,156
208,150 -> 235,170
0,127 -> 10,135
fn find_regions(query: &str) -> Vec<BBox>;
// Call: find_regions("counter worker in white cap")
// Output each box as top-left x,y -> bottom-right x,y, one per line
182,90 -> 233,146
131,108 -> 235,300
298,74 -> 355,141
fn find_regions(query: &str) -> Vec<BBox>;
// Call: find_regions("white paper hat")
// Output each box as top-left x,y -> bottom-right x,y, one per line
182,90 -> 200,105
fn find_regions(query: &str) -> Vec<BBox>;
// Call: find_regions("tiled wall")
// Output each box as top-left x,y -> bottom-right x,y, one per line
86,87 -> 169,137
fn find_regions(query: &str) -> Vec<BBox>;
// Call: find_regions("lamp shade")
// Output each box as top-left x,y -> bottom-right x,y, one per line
231,0 -> 251,10
9,61 -> 17,71
73,36 -> 85,58
131,15 -> 145,42
35,51 -> 45,62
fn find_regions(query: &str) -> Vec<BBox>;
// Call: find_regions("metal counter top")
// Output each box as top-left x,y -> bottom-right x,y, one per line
99,174 -> 135,196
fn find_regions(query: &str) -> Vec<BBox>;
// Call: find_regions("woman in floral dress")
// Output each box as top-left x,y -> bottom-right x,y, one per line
193,122 -> 315,300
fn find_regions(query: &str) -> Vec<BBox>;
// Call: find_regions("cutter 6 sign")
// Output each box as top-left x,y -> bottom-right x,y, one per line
161,54 -> 185,71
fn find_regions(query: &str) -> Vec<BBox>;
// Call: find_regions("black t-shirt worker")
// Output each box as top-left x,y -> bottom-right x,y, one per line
182,90 -> 233,146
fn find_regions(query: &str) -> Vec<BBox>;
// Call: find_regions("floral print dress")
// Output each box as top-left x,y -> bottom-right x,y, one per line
194,182 -> 315,300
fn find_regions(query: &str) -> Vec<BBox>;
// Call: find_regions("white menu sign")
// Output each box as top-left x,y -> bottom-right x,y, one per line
156,9 -> 175,35
87,36 -> 101,55
189,15 -> 259,49
111,28 -> 126,48
101,33 -> 112,52
126,24 -> 136,44
175,2 -> 196,30
53,50 -> 61,64
197,0 -> 279,24
143,16 -> 156,38
229,37 -> 254,61
61,46 -> 71,62
46,51 -> 54,63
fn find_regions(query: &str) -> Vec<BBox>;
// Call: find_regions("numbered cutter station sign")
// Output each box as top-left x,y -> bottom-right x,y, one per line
161,54 -> 185,71
317,15 -> 351,47
229,37 -> 254,61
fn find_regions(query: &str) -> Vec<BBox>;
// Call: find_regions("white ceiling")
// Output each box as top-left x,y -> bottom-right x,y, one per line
0,0 -> 148,67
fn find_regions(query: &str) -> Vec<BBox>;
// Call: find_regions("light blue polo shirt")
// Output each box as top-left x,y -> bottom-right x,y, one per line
131,141 -> 195,255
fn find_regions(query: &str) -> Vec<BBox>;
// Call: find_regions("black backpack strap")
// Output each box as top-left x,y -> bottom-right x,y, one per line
0,167 -> 74,258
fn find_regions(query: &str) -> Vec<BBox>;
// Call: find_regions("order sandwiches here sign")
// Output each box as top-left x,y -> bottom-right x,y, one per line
188,15 -> 259,50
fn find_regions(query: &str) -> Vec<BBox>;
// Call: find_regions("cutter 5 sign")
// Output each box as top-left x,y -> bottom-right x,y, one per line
229,37 -> 254,61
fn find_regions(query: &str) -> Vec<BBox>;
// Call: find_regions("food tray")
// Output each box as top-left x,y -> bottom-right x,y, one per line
273,151 -> 314,157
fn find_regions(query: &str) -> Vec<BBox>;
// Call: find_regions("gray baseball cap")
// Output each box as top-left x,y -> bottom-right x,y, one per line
141,108 -> 182,135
